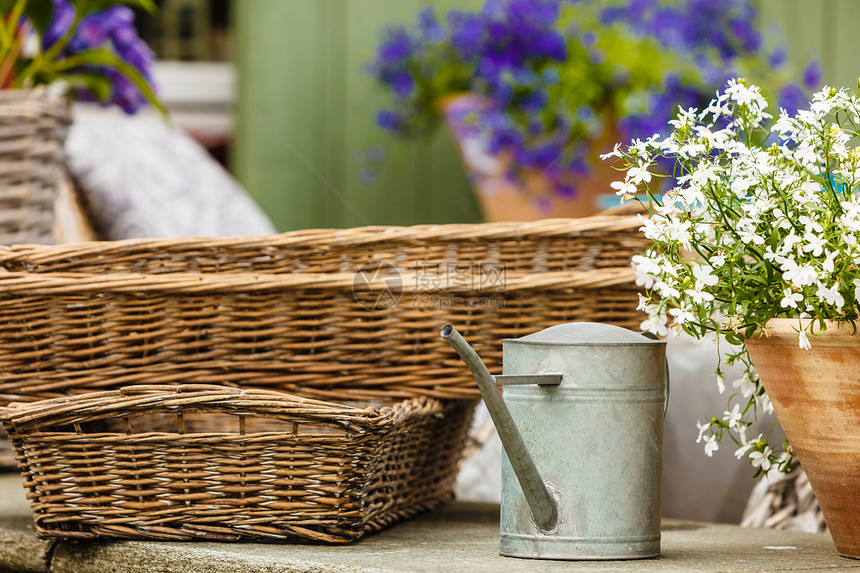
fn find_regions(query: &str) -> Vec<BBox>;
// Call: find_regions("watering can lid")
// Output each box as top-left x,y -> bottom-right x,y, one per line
505,322 -> 664,346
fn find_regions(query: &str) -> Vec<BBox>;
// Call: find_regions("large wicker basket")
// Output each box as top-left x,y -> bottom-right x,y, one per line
1,385 -> 473,542
0,88 -> 71,467
0,215 -> 648,404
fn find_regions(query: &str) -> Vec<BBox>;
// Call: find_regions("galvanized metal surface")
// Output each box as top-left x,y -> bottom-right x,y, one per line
495,374 -> 563,386
441,325 -> 558,532
445,322 -> 667,561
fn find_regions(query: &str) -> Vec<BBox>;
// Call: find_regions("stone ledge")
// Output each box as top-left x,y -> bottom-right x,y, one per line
2,473 -> 858,573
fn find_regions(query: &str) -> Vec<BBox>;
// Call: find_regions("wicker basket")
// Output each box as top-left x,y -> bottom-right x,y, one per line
0,88 -> 70,244
0,385 -> 473,542
0,216 -> 648,404
0,88 -> 71,465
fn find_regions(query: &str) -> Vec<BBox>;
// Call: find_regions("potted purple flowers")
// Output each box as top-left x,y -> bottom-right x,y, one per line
0,0 -> 162,238
1,0 -> 162,114
369,0 -> 818,221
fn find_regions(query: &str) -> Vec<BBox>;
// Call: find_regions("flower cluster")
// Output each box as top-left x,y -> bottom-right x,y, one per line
605,80 -> 860,475
0,0 -> 162,114
369,0 -> 816,200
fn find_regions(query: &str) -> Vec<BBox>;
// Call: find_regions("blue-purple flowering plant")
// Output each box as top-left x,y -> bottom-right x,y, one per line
369,0 -> 819,201
0,0 -> 163,114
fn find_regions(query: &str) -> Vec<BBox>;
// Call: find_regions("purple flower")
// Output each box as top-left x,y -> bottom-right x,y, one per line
41,1 -> 156,114
448,10 -> 485,59
769,48 -> 787,67
390,71 -> 415,99
42,0 -> 75,50
370,0 -> 815,201
778,83 -> 807,116
377,27 -> 415,66
377,110 -> 403,132
417,7 -> 446,44
803,62 -> 822,89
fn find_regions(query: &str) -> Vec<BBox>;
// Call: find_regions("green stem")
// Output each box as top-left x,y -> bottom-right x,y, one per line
13,8 -> 81,88
0,0 -> 28,75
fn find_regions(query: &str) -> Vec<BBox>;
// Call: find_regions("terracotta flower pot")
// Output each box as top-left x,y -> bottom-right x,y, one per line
437,93 -> 621,222
745,318 -> 860,559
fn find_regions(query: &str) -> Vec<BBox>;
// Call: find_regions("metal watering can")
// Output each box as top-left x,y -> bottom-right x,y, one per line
441,322 -> 667,560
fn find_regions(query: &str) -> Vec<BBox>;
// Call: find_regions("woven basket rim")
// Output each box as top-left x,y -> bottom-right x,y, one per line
0,268 -> 636,294
0,212 -> 645,260
0,385 -> 439,430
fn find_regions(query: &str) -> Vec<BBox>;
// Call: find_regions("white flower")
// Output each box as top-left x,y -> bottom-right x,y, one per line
802,232 -> 827,257
696,420 -> 710,443
725,79 -> 762,107
782,260 -> 818,287
737,227 -> 765,245
627,162 -> 653,185
816,282 -> 844,310
692,264 -> 719,287
610,180 -> 638,197
736,433 -> 763,462
656,280 -> 681,299
703,435 -> 719,457
793,140 -> 819,166
640,305 -> 669,337
798,329 -> 812,350
822,251 -> 838,274
723,404 -> 742,429
732,373 -> 756,398
690,162 -> 720,188
799,215 -> 824,234
780,289 -> 803,309
599,143 -> 623,160
749,446 -> 773,472
709,254 -> 726,268
756,391 -> 774,415
776,234 -> 802,254
669,304 -> 696,325
735,442 -> 754,460
686,286 -> 715,305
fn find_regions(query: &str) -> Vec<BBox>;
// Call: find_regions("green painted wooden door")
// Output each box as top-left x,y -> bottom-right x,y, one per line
233,0 -> 483,231
235,1 -> 857,231
755,0 -> 859,92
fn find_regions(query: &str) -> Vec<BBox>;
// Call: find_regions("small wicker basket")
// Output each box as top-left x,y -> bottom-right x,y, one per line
0,215 -> 648,404
1,385 -> 473,542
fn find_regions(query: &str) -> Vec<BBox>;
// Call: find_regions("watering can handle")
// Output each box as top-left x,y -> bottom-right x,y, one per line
640,331 -> 670,417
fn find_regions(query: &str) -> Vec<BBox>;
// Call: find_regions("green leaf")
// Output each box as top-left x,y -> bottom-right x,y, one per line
69,0 -> 157,18
49,47 -> 166,117
25,0 -> 56,36
0,0 -> 16,12
56,72 -> 113,102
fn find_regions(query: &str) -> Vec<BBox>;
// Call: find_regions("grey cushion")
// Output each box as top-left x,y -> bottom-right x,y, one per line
66,111 -> 275,240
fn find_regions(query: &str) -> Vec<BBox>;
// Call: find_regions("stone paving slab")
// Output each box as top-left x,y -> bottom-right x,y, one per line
2,473 -> 858,573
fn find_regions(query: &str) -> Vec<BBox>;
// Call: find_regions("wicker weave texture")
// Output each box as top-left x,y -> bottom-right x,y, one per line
1,385 -> 473,542
0,88 -> 70,245
0,214 -> 646,274
0,217 -> 648,403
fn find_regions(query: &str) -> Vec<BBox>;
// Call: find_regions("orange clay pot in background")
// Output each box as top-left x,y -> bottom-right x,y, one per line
745,318 -> 860,559
437,93 -> 622,221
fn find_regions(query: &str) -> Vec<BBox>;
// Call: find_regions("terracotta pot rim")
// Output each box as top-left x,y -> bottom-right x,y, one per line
746,318 -> 860,347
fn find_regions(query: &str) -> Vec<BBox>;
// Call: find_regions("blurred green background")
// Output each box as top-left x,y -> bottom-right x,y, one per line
229,0 -> 859,231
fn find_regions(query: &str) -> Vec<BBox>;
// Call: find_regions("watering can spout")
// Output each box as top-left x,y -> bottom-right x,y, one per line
441,324 -> 559,532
